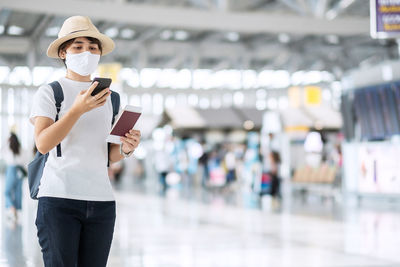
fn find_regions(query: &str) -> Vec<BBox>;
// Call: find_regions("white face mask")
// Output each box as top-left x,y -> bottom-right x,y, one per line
65,51 -> 100,76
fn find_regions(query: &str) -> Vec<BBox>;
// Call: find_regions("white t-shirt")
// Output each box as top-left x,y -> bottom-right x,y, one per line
30,77 -> 116,201
224,151 -> 236,170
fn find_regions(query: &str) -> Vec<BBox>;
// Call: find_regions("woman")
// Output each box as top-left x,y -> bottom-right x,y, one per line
269,151 -> 281,199
29,16 -> 141,266
3,132 -> 27,222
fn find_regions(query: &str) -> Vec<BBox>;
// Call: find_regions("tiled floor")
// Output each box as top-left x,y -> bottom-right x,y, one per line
1,178 -> 400,267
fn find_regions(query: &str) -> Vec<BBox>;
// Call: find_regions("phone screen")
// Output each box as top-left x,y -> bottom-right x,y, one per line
91,78 -> 112,96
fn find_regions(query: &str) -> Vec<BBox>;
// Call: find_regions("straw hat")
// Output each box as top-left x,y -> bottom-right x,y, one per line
47,16 -> 115,58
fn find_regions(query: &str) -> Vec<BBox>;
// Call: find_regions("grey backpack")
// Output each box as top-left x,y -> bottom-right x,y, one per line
27,81 -> 120,199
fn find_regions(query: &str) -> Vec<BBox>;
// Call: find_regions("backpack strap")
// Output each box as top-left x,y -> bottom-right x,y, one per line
108,91 -> 120,167
48,81 -> 64,157
110,91 -> 120,125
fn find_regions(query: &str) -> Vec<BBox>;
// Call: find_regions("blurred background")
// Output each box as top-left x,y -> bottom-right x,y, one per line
1,0 -> 400,266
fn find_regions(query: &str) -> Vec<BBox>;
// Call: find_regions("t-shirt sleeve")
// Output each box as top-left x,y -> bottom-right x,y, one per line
29,84 -> 57,125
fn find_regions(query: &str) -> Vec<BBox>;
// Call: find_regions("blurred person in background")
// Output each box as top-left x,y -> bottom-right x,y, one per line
224,145 -> 236,184
185,138 -> 202,188
198,142 -> 209,187
1,132 -> 28,223
207,146 -> 227,187
29,16 -> 140,267
172,138 -> 192,190
269,151 -> 282,202
244,143 -> 261,189
154,144 -> 172,193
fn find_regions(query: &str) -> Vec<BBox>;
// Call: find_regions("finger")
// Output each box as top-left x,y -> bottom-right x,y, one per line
95,90 -> 111,104
95,87 -> 110,99
129,130 -> 140,136
125,133 -> 140,142
123,136 -> 138,147
124,137 -> 137,146
99,89 -> 111,99
120,139 -> 135,150
125,137 -> 140,145
92,88 -> 109,100
87,81 -> 99,95
124,132 -> 135,138
95,98 -> 107,107
129,130 -> 141,137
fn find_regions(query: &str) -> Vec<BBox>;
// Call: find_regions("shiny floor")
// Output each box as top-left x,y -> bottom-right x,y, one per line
1,178 -> 400,267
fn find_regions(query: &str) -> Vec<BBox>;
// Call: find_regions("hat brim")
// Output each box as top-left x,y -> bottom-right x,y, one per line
47,30 -> 115,58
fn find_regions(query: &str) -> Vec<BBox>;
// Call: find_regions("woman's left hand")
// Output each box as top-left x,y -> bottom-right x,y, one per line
120,129 -> 141,154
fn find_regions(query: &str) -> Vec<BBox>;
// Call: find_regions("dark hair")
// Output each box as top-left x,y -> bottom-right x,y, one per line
33,143 -> 38,155
58,37 -> 102,67
270,151 -> 281,164
9,133 -> 20,156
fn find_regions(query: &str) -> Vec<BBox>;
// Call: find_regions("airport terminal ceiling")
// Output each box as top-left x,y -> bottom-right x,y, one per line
0,0 -> 396,78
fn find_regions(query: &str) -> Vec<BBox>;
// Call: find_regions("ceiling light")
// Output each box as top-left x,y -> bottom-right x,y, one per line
243,120 -> 255,130
226,32 -> 240,42
256,100 -> 267,110
322,89 -> 332,101
325,10 -> 336,20
199,98 -> 210,109
104,27 -> 119,38
233,92 -> 244,106
174,30 -> 189,41
326,34 -> 339,44
256,89 -> 267,99
8,25 -> 24,35
45,26 -> 60,37
120,28 -> 136,39
267,98 -> 278,110
278,33 -> 290,44
160,30 -> 173,40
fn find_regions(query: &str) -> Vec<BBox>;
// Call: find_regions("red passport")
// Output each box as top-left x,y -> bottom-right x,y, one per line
107,105 -> 142,144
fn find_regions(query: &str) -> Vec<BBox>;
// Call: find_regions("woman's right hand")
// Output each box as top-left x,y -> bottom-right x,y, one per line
70,82 -> 111,116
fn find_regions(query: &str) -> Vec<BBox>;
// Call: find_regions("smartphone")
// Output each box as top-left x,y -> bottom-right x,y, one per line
91,77 -> 112,96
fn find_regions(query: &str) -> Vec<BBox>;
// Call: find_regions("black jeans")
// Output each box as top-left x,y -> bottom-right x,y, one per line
36,197 -> 116,267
